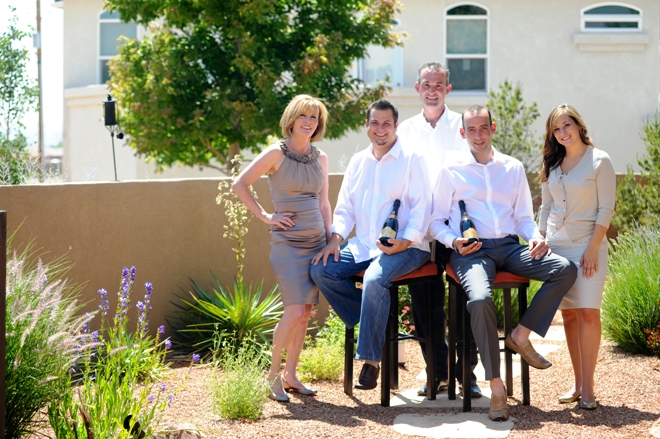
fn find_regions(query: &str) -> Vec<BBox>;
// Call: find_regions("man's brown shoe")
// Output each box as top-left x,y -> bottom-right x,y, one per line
489,393 -> 510,422
505,334 -> 552,369
355,363 -> 380,390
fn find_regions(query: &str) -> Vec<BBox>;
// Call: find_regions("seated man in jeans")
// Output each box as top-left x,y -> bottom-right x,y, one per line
311,99 -> 431,390
430,105 -> 577,421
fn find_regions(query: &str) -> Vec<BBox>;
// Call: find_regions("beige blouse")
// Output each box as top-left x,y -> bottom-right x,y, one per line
539,146 -> 615,244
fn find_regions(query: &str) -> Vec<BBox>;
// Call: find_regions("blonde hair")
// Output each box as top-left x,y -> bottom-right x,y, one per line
280,94 -> 328,142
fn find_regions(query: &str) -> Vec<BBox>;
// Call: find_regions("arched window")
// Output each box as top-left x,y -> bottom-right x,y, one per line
444,4 -> 488,92
581,4 -> 642,31
98,10 -> 137,83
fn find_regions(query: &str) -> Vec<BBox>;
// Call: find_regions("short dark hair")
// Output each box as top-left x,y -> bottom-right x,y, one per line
461,105 -> 492,129
417,62 -> 450,85
366,99 -> 399,124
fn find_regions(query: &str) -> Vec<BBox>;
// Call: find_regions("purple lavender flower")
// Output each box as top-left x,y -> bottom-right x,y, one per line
161,384 -> 167,392
145,282 -> 153,297
91,331 -> 99,343
98,288 -> 110,316
122,267 -> 129,280
148,395 -> 155,403
192,353 -> 200,364
167,393 -> 174,406
130,266 -> 136,285
164,339 -> 172,350
158,325 -> 165,335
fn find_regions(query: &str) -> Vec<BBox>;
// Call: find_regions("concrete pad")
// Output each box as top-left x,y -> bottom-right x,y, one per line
529,325 -> 566,342
650,418 -> 660,438
393,413 -> 515,438
391,387 -> 492,408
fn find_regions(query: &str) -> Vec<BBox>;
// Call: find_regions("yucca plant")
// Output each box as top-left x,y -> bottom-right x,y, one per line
171,274 -> 283,355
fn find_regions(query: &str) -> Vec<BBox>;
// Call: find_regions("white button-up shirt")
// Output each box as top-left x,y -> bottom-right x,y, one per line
429,148 -> 542,249
397,106 -> 469,188
332,139 -> 432,263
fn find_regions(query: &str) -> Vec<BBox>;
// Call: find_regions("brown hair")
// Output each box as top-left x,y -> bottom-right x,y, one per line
540,104 -> 593,182
280,94 -> 328,142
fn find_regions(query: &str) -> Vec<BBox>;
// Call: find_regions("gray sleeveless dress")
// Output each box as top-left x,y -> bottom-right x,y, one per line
268,141 -> 326,306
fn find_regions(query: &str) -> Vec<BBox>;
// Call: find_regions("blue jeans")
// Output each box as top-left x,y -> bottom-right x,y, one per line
310,246 -> 430,363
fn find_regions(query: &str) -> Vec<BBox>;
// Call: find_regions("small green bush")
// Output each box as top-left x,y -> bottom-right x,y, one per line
299,338 -> 344,382
602,224 -> 660,354
5,249 -> 90,439
211,341 -> 270,421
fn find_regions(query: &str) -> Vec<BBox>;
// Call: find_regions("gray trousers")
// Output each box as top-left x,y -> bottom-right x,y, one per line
450,235 -> 577,380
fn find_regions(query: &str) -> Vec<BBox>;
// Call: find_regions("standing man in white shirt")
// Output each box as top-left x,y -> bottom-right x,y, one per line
430,105 -> 577,421
311,99 -> 432,391
397,62 -> 480,398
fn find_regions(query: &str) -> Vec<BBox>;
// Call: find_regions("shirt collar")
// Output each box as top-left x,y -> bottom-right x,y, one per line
418,105 -> 451,129
368,138 -> 402,161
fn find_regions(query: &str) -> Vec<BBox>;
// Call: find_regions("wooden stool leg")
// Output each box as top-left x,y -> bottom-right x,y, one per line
519,286 -> 530,405
448,282 -> 457,401
461,287 -> 472,412
380,286 -> 397,407
504,288 -> 513,396
426,281 -> 436,400
391,287 -> 399,391
344,326 -> 354,396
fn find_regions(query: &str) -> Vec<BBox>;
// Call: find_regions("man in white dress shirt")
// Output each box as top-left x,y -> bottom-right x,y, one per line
311,99 -> 432,390
397,62 -> 480,398
430,105 -> 577,421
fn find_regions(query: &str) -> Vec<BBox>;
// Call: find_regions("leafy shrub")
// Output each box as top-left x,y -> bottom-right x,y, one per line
211,339 -> 270,421
49,266 -> 182,439
602,224 -> 660,354
612,114 -> 660,234
5,250 -> 91,439
644,301 -> 660,356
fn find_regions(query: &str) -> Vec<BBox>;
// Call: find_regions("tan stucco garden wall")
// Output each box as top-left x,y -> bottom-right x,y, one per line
0,176 -> 342,340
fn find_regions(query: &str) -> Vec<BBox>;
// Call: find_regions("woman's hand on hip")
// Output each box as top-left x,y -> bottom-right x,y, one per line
265,212 -> 295,229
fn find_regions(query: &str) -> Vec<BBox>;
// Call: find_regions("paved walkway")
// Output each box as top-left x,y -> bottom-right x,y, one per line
390,324 -> 566,438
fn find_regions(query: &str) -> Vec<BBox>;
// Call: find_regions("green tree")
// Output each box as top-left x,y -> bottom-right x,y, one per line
106,0 -> 405,173
611,114 -> 660,233
0,7 -> 38,184
487,79 -> 541,174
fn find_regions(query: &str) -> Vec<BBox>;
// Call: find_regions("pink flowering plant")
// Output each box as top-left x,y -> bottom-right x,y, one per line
398,305 -> 415,334
48,266 -> 198,439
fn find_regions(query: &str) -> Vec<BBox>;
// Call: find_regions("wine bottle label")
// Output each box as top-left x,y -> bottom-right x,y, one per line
463,228 -> 478,240
380,227 -> 396,239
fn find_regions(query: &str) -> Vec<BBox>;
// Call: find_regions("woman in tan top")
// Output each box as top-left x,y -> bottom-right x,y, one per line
232,95 -> 332,402
539,104 -> 615,410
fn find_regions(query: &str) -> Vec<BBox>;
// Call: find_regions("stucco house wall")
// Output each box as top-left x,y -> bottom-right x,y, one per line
61,0 -> 659,180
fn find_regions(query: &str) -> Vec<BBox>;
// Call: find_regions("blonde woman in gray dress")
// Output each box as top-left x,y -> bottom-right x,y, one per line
539,104 -> 615,410
232,95 -> 332,402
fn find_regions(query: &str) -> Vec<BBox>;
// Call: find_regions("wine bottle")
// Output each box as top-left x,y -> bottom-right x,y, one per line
379,199 -> 401,247
459,200 -> 479,245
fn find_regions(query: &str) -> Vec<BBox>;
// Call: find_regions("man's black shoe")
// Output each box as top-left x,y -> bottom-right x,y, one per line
459,381 -> 483,398
355,363 -> 380,390
416,378 -> 449,396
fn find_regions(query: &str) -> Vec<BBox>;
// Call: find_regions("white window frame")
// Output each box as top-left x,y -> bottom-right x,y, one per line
581,3 -> 642,32
352,19 -> 405,88
443,2 -> 489,93
97,10 -> 138,84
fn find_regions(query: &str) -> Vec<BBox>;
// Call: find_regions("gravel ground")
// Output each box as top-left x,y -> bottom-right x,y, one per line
158,334 -> 660,439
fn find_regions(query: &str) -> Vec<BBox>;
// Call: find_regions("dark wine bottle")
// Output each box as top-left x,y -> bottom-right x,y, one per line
459,200 -> 479,245
379,199 -> 401,247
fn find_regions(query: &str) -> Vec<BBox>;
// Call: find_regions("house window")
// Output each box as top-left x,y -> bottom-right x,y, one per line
356,45 -> 404,88
581,4 -> 642,31
445,4 -> 488,92
98,10 -> 137,84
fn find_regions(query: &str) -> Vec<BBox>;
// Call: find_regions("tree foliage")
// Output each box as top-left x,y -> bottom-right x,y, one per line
612,114 -> 660,233
105,0 -> 405,172
0,7 -> 38,184
487,79 -> 541,172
